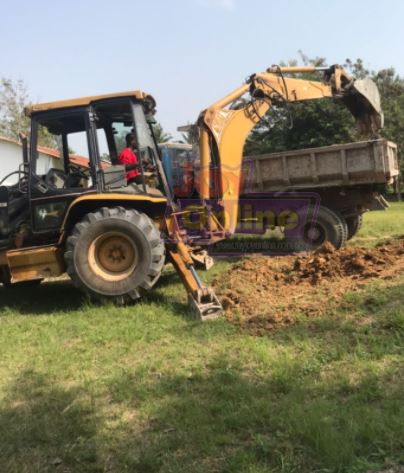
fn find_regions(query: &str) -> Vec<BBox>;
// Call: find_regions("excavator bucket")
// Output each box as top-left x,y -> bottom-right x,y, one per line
188,288 -> 223,321
352,78 -> 382,117
344,77 -> 384,135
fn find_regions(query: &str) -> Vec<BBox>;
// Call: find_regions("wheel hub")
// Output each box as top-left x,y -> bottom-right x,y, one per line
88,232 -> 138,281
306,226 -> 321,241
304,223 -> 326,245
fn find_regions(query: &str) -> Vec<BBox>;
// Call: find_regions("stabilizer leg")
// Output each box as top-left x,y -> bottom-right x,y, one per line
168,246 -> 222,321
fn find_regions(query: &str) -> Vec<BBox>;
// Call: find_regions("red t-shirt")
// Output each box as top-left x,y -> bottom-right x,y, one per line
118,147 -> 139,181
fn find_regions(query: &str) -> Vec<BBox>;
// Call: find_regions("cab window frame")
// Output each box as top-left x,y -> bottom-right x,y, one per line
29,107 -> 97,195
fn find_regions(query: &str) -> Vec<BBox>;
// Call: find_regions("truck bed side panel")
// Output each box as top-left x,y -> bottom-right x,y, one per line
243,139 -> 399,193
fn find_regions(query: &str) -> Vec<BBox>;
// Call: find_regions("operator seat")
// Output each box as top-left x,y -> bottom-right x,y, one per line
44,168 -> 67,189
8,194 -> 29,221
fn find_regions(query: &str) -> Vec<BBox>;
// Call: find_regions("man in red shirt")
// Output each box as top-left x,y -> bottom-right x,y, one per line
118,133 -> 141,184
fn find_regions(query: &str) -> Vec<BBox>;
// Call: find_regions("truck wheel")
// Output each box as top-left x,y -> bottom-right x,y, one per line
345,214 -> 363,240
301,206 -> 348,250
64,207 -> 165,304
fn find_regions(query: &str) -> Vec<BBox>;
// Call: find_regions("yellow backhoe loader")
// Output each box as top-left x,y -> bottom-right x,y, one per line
0,65 -> 382,319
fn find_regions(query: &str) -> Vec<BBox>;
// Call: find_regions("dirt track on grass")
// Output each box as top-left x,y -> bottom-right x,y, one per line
213,237 -> 404,334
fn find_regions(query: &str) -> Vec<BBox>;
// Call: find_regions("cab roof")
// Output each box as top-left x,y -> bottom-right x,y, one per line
24,90 -> 156,117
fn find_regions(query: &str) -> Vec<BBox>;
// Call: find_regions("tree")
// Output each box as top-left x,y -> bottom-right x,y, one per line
370,67 -> 404,181
0,78 -> 30,141
179,123 -> 198,145
181,132 -> 195,145
152,122 -> 172,143
0,77 -> 57,148
334,58 -> 404,182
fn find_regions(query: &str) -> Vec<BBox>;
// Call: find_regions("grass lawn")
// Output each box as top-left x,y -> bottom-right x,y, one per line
352,201 -> 404,247
0,204 -> 403,473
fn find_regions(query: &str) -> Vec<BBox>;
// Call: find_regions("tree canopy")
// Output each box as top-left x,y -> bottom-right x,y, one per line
0,78 -> 57,148
0,78 -> 30,142
152,123 -> 173,144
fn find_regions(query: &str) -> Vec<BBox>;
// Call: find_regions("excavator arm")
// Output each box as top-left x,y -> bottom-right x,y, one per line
197,65 -> 383,234
171,64 -> 383,320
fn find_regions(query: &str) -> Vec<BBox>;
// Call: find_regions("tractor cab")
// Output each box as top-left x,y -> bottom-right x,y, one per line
2,91 -> 170,250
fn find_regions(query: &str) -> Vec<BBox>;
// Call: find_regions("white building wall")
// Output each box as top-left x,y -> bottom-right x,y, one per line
0,139 -> 62,186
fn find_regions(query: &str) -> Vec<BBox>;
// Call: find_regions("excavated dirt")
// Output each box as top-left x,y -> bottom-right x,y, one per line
213,238 -> 404,334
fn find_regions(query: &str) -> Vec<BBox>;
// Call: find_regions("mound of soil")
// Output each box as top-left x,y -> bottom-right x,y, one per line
213,238 -> 404,334
291,240 -> 402,283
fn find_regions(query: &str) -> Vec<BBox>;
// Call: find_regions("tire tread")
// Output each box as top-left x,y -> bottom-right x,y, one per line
65,207 -> 165,304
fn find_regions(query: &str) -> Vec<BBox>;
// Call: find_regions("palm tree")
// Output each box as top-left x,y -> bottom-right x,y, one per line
152,122 -> 173,143
179,123 -> 198,145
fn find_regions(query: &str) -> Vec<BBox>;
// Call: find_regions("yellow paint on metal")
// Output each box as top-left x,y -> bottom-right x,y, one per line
253,73 -> 333,101
199,69 -> 350,233
208,83 -> 249,110
267,66 -> 320,74
25,90 -> 156,116
209,101 -> 269,232
6,245 -> 64,282
58,193 -> 167,242
0,251 -> 7,265
168,250 -> 200,294
66,193 -> 167,205
199,128 -> 210,200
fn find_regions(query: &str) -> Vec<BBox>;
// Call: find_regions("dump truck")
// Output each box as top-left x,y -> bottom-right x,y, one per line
240,138 -> 399,247
164,139 -> 398,248
0,64 -> 383,319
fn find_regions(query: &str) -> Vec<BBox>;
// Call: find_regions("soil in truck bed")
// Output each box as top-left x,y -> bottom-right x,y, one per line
213,237 -> 404,334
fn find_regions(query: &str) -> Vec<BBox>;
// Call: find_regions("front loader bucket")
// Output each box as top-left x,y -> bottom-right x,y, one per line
343,77 -> 384,135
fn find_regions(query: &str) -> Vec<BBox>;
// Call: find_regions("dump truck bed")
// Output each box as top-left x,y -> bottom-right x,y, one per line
242,139 -> 399,193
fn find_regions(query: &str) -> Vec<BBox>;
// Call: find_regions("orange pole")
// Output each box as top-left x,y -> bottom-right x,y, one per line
199,128 -> 210,200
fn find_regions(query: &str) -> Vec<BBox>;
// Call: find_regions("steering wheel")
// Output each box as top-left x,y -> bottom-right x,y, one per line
140,147 -> 157,173
69,163 -> 90,180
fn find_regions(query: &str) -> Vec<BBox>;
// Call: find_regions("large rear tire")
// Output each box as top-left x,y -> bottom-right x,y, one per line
64,207 -> 165,304
345,213 -> 363,240
300,205 -> 348,250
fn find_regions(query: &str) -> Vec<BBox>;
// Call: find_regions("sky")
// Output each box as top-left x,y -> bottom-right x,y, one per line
1,0 -> 403,139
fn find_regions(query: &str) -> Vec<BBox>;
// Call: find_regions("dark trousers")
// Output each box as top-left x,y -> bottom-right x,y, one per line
127,175 -> 143,185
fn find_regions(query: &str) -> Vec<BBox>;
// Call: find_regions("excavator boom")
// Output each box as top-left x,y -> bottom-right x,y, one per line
196,64 -> 383,234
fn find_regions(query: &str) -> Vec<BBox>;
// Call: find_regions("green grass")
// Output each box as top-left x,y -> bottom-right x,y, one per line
0,204 -> 403,473
352,202 -> 404,246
